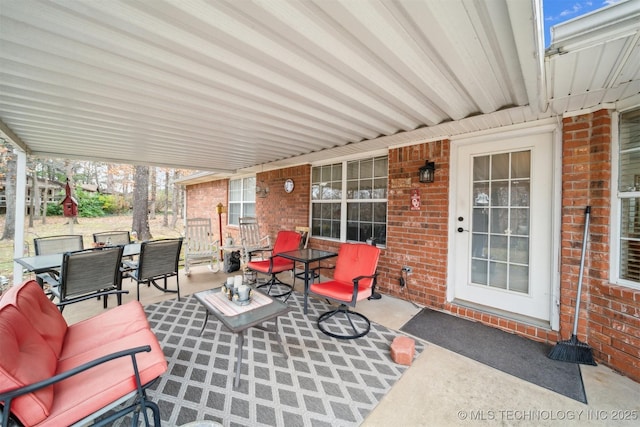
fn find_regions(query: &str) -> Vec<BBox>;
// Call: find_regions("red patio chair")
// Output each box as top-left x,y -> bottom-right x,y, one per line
246,230 -> 301,301
308,243 -> 380,339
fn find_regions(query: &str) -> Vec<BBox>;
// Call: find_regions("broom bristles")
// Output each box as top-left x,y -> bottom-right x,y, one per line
548,335 -> 597,366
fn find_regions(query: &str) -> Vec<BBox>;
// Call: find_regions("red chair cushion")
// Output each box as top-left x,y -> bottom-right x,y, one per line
0,304 -> 57,426
49,330 -> 167,427
309,279 -> 373,302
247,230 -> 301,273
333,243 -> 380,288
3,280 -> 68,357
271,230 -> 302,254
60,301 -> 151,362
309,243 -> 380,304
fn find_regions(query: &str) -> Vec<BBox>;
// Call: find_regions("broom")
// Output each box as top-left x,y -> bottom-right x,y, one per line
548,206 -> 597,365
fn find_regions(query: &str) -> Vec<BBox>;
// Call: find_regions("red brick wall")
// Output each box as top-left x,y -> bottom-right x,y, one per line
562,110 -> 640,382
184,109 -> 640,383
255,165 -> 311,241
384,141 -> 450,305
185,180 -> 229,243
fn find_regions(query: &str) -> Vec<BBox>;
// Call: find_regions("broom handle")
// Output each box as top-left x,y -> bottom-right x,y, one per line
572,206 -> 591,335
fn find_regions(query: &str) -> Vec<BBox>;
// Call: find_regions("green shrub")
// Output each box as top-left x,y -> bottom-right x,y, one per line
46,202 -> 62,216
44,189 -> 121,218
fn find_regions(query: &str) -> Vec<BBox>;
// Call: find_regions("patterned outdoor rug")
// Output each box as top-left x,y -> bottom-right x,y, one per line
132,291 -> 423,426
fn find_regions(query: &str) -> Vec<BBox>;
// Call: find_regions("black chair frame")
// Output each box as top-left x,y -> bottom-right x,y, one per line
49,246 -> 128,312
0,346 -> 161,427
123,238 -> 183,301
313,272 -> 378,340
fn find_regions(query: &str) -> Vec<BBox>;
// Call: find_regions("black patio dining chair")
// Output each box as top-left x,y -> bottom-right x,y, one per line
48,245 -> 127,312
93,230 -> 136,270
33,234 -> 84,288
123,238 -> 184,301
92,230 -> 132,246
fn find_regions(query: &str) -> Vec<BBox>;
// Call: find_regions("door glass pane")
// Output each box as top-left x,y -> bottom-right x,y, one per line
491,153 -> 509,180
472,234 -> 488,259
511,151 -> 531,178
473,208 -> 489,233
472,259 -> 488,285
471,151 -> 531,294
490,235 -> 508,262
474,155 -> 490,180
509,265 -> 529,292
510,236 -> 529,264
491,182 -> 509,206
511,208 -> 529,236
489,262 -> 507,289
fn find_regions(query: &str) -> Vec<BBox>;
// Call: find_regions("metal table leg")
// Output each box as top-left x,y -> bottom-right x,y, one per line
303,262 -> 310,314
234,331 -> 244,388
199,311 -> 209,336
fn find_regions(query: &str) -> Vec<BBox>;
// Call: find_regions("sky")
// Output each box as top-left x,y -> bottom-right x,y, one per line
542,0 -> 625,46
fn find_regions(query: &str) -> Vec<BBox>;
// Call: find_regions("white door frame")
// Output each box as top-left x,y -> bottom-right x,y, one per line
447,119 -> 562,329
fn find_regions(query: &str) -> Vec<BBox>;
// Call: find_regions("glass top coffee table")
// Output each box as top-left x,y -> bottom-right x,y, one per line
194,287 -> 291,388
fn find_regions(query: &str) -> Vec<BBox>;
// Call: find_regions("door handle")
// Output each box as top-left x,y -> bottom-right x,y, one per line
457,227 -> 469,233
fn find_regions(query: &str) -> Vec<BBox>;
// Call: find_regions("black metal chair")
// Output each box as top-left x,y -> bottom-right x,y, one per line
48,246 -> 127,312
123,238 -> 183,301
93,230 -> 131,246
33,235 -> 84,288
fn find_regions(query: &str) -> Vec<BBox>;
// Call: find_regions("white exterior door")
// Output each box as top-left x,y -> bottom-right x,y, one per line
451,128 -> 555,323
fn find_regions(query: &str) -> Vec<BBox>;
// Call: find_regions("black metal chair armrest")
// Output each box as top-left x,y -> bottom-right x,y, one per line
54,289 -> 129,308
351,272 -> 378,284
349,272 -> 378,304
1,346 -> 157,427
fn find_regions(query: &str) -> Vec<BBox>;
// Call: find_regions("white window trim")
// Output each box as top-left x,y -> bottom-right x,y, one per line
228,175 -> 256,227
310,153 -> 389,246
610,108 -> 640,291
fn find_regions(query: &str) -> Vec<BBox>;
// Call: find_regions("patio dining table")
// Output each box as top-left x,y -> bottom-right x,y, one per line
15,243 -> 141,274
278,248 -> 338,314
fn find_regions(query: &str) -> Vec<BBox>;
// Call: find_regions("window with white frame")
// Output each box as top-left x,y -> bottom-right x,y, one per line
228,176 -> 256,226
617,109 -> 640,287
311,156 -> 388,245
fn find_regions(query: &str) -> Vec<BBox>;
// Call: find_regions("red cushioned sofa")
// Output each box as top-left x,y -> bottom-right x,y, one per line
0,280 -> 167,427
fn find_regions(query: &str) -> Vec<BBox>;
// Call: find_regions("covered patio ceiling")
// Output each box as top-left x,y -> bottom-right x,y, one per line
1,0 -> 639,175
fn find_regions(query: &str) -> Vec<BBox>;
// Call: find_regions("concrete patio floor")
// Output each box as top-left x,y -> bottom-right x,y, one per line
59,267 -> 640,427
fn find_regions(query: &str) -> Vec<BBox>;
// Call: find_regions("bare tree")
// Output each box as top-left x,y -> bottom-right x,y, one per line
64,160 -> 78,224
28,166 -> 37,227
170,170 -> 180,228
132,165 -> 151,240
149,167 -> 156,219
1,150 -> 16,240
41,161 -> 50,224
163,169 -> 169,227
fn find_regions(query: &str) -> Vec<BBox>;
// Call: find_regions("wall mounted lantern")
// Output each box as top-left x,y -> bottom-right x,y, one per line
256,180 -> 270,198
419,161 -> 436,183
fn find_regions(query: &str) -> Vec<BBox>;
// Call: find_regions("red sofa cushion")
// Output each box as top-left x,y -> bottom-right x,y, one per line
60,301 -> 151,361
2,280 -> 68,357
0,304 -> 57,426
47,329 -> 168,427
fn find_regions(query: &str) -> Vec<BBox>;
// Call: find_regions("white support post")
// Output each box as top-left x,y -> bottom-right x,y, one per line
12,148 -> 27,285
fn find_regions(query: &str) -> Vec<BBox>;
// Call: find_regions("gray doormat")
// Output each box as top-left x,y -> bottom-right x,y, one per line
400,308 -> 587,403
125,292 -> 423,426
